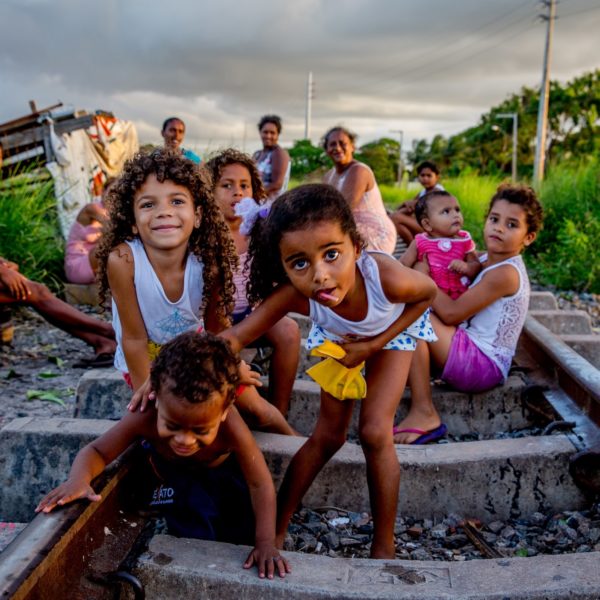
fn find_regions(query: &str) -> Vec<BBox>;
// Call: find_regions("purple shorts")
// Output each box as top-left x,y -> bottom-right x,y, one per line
441,328 -> 503,393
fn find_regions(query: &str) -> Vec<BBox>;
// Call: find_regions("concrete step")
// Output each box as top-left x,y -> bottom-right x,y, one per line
528,291 -> 558,311
560,334 -> 600,370
0,418 -> 585,523
75,369 -> 532,437
529,310 -> 593,335
281,375 -> 531,438
136,535 -> 600,600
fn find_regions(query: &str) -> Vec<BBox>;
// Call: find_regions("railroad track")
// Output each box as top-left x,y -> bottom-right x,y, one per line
0,293 -> 599,599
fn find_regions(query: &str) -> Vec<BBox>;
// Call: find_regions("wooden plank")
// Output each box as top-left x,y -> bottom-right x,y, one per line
0,115 -> 94,154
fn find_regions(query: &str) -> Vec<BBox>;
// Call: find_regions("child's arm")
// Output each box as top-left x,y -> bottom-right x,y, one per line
107,246 -> 150,390
35,411 -> 151,513
225,408 -> 291,579
448,250 -> 481,279
220,284 -> 308,353
433,263 -> 520,325
399,241 -> 418,268
340,256 -> 437,367
0,262 -> 32,300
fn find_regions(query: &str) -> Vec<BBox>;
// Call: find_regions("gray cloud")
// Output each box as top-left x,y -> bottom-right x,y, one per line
1,0 -> 598,152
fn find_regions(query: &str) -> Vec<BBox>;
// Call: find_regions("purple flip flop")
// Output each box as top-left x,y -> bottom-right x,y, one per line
392,423 -> 448,445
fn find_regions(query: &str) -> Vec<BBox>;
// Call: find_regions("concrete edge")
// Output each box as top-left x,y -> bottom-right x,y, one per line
136,535 -> 600,600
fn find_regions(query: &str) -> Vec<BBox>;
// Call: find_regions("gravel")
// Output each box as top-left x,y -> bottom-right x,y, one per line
283,504 -> 600,561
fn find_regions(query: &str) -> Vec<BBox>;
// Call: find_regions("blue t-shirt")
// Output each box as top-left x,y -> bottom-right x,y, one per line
182,148 -> 201,164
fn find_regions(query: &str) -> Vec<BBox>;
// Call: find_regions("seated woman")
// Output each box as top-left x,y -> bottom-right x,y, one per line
0,257 -> 116,366
393,184 -> 543,444
322,126 -> 397,255
252,115 -> 290,200
64,178 -> 115,285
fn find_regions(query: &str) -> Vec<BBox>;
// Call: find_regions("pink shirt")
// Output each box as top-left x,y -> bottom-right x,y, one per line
415,230 -> 475,299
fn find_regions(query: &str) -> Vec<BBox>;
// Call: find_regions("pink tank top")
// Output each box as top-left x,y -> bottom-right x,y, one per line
415,231 -> 475,299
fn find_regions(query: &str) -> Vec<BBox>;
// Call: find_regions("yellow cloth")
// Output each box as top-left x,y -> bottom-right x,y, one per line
306,340 -> 367,400
147,341 -> 162,361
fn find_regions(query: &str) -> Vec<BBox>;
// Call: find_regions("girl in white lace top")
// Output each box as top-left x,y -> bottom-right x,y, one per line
393,184 -> 543,444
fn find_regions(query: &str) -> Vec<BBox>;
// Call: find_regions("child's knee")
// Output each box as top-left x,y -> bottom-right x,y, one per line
271,317 -> 300,349
358,421 -> 390,451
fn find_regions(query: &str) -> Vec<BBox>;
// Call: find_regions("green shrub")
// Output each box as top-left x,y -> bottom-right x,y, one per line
0,171 -> 65,290
532,158 -> 600,292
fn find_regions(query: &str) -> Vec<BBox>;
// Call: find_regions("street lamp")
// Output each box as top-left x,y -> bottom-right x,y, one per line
390,129 -> 404,186
494,113 -> 518,181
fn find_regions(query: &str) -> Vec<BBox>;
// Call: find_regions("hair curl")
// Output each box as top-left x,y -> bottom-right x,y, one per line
488,183 -> 544,234
204,148 -> 267,204
247,183 -> 363,305
257,115 -> 282,133
96,148 -> 238,327
150,331 -> 240,405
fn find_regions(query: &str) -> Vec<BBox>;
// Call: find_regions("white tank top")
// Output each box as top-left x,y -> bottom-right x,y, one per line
112,238 -> 204,373
461,254 -> 530,378
308,251 -> 405,341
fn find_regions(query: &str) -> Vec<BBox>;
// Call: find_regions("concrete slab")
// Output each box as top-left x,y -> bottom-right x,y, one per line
528,291 -> 558,311
0,418 -> 585,522
561,334 -> 600,369
256,432 -> 586,521
76,370 -> 531,437
529,310 -> 593,335
0,418 -> 111,521
136,535 -> 600,600
284,375 -> 530,437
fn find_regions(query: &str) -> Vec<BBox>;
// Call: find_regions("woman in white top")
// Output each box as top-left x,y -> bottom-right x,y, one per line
322,126 -> 397,255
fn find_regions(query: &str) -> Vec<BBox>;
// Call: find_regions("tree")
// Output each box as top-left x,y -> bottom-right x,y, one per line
406,69 -> 600,178
288,140 -> 329,179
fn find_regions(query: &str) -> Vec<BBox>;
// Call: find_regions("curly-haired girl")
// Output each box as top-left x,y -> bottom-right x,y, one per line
205,149 -> 300,417
97,149 -> 292,435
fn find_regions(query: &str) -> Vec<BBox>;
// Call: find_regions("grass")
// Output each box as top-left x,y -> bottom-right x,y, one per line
0,170 -> 65,290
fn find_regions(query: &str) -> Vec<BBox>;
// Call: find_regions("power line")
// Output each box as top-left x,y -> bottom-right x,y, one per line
327,2 -> 536,93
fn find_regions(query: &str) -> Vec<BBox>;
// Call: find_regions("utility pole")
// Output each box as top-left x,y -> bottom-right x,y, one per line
390,129 -> 404,186
304,71 -> 314,140
533,0 -> 556,183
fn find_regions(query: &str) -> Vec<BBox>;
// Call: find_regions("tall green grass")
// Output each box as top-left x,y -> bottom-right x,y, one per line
0,172 -> 65,290
532,159 -> 600,292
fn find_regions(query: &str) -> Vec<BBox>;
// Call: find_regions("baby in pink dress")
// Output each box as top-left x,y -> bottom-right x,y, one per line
400,191 -> 481,299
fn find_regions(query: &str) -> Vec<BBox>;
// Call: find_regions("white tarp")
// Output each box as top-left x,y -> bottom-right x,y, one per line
47,115 -> 138,238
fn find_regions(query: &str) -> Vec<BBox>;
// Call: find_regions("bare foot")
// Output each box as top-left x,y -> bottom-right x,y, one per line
393,412 -> 442,444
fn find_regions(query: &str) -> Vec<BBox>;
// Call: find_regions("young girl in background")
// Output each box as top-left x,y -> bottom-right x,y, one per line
96,149 -> 292,435
205,149 -> 300,417
400,190 -> 480,299
64,178 -> 115,284
393,184 -> 543,444
221,183 -> 437,558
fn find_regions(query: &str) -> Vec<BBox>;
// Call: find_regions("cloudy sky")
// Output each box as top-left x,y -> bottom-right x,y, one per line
1,0 -> 598,155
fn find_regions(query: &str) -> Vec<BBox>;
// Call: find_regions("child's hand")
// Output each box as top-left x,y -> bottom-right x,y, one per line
128,378 -> 155,412
35,479 -> 101,514
243,543 -> 291,579
339,339 -> 375,368
448,259 -> 469,275
0,268 -> 32,300
239,360 -> 263,388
